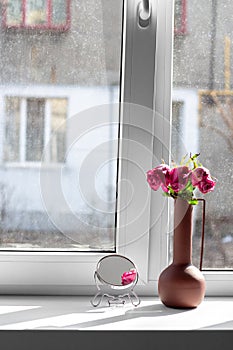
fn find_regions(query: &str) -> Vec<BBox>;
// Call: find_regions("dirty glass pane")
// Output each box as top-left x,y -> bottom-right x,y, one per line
171,101 -> 184,162
174,0 -> 183,33
172,0 -> 233,269
26,99 -> 45,161
50,98 -> 67,162
52,0 -> 67,25
0,0 -> 123,251
5,0 -> 22,26
4,97 -> 20,162
26,0 -> 47,26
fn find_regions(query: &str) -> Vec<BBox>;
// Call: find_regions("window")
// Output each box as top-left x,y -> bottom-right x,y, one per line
119,0 -> 233,297
3,0 -> 70,30
0,0 -> 122,255
0,0 -> 122,291
4,97 -> 67,163
172,0 -> 233,271
172,0 -> 233,294
0,0 -> 232,297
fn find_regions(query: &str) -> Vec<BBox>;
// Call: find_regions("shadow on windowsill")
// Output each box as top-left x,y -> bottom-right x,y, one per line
36,303 -> 189,330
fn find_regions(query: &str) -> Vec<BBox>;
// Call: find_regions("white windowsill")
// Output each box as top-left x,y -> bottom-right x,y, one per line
0,296 -> 232,330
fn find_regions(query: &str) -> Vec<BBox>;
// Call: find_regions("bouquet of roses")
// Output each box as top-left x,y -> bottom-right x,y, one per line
146,154 -> 216,205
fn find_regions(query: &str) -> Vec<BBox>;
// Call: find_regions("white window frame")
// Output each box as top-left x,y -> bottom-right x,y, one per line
0,0 -> 232,296
117,0 -> 173,296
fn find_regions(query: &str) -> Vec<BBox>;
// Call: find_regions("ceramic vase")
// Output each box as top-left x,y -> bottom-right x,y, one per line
158,197 -> 206,308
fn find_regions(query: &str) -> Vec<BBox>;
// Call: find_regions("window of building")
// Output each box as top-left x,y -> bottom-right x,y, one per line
3,0 -> 70,30
174,0 -> 187,35
4,97 -> 67,163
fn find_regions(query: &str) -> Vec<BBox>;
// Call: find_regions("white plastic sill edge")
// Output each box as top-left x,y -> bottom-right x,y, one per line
0,296 -> 232,330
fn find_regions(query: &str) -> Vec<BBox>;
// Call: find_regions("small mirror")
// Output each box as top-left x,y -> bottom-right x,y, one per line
96,255 -> 137,287
91,254 -> 140,307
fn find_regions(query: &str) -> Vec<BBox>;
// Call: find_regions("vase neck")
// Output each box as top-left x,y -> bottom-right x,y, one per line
173,198 -> 193,265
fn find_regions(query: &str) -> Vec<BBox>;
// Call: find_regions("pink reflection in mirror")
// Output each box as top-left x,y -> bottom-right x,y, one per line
121,268 -> 137,285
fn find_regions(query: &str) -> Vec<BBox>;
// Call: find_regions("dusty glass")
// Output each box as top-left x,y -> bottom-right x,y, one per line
26,0 -> 47,25
172,0 -> 233,269
0,0 -> 123,251
52,0 -> 67,25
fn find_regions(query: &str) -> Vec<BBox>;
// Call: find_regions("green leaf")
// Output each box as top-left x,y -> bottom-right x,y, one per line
181,181 -> 194,194
180,154 -> 188,165
188,199 -> 198,205
190,153 -> 201,169
167,186 -> 175,195
162,192 -> 170,197
193,161 -> 198,169
176,182 -> 196,202
190,153 -> 200,160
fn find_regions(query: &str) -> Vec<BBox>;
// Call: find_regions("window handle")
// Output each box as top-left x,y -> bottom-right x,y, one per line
138,0 -> 151,28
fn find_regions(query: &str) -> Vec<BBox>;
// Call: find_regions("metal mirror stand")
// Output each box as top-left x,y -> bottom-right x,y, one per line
90,255 -> 141,307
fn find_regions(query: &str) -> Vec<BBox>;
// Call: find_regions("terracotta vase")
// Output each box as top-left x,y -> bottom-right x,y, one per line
158,198 -> 206,309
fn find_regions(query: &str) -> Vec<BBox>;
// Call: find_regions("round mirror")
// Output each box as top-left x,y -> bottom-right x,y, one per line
96,254 -> 137,287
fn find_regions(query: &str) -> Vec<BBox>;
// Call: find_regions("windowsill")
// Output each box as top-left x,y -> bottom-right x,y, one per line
0,296 -> 232,330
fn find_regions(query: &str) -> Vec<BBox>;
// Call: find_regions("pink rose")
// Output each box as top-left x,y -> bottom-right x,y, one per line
198,176 -> 216,194
121,269 -> 137,285
146,165 -> 170,192
169,166 -> 190,192
191,167 -> 210,186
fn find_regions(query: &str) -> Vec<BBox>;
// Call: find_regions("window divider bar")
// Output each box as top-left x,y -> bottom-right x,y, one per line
22,0 -> 27,26
20,98 -> 27,163
48,0 -> 52,27
0,96 -> 5,163
44,99 -> 51,163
